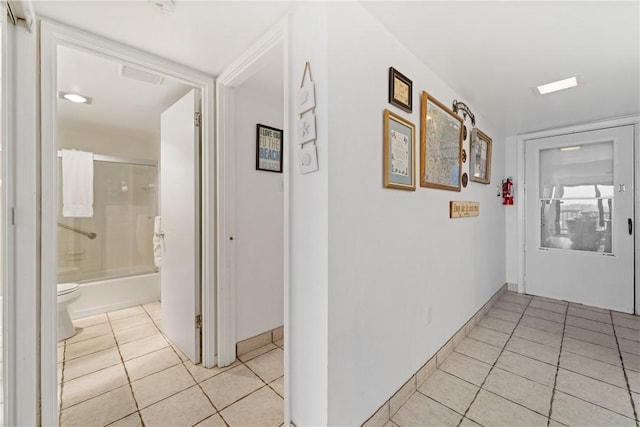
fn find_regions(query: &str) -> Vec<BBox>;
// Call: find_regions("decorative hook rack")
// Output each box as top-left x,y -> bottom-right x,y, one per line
452,100 -> 476,127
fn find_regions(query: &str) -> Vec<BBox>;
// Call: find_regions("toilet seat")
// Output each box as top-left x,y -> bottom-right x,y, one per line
58,283 -> 80,296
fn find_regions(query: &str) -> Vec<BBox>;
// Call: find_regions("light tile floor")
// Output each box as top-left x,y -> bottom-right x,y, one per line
58,302 -> 284,427
391,291 -> 640,427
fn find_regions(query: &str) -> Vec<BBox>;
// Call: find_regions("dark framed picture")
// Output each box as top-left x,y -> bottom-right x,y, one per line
256,124 -> 283,173
388,67 -> 413,113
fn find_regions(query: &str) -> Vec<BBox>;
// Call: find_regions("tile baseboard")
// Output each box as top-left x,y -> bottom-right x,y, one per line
236,326 -> 284,357
361,283 -> 508,427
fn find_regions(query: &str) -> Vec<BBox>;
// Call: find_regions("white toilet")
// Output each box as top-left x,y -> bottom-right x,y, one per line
58,283 -> 81,341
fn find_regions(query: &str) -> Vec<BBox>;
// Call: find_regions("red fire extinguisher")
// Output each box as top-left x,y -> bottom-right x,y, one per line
502,177 -> 514,205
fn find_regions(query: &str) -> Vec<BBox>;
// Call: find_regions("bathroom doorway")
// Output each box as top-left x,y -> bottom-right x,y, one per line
40,22 -> 215,426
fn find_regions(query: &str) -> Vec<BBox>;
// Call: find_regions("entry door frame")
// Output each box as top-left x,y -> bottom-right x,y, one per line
216,17 -> 290,420
40,20 -> 216,426
516,116 -> 640,314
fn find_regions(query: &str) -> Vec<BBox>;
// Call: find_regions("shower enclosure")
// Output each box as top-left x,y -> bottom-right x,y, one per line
57,153 -> 160,317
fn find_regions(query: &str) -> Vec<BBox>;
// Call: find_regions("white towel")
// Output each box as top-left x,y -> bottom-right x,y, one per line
153,216 -> 162,268
62,149 -> 94,218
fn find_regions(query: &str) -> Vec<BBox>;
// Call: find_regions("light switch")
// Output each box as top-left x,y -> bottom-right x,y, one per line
298,144 -> 318,175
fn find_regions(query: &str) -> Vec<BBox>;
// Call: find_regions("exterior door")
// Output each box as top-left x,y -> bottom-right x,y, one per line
160,88 -> 201,362
525,125 -> 634,313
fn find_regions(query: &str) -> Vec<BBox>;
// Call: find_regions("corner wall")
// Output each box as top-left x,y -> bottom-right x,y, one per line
325,4 -> 506,425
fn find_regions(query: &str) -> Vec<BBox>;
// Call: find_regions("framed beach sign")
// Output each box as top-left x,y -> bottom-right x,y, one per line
256,124 -> 283,173
383,109 -> 415,191
469,128 -> 492,184
420,91 -> 463,192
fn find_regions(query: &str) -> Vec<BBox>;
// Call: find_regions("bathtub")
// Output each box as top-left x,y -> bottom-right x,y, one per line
69,272 -> 160,319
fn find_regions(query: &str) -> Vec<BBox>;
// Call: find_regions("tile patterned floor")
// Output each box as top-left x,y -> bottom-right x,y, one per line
58,302 -> 284,427
390,291 -> 640,427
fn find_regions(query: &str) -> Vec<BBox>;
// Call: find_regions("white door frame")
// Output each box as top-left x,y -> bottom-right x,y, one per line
39,20 -> 216,426
216,16 -> 290,419
516,115 -> 640,314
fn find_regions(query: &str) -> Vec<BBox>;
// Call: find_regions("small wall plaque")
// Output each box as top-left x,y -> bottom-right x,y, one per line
449,201 -> 479,218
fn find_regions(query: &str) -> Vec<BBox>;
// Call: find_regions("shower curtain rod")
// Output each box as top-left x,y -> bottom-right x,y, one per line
57,151 -> 157,167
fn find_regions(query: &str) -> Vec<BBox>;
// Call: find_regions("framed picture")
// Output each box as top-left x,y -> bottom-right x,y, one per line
469,128 -> 492,184
256,124 -> 283,173
383,109 -> 415,191
420,91 -> 463,192
388,67 -> 412,113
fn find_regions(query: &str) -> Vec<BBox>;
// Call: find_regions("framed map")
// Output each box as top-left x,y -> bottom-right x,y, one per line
420,91 -> 463,191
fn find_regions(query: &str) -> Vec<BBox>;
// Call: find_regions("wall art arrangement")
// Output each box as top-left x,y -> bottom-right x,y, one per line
383,109 -> 415,191
420,91 -> 463,192
256,124 -> 283,173
297,62 -> 319,174
388,67 -> 413,113
469,128 -> 492,184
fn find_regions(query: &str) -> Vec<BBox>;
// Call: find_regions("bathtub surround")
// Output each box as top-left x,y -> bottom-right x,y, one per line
61,149 -> 94,218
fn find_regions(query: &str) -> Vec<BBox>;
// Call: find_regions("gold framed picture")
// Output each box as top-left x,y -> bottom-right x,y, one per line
383,109 -> 415,191
388,67 -> 412,113
469,128 -> 492,184
420,91 -> 463,191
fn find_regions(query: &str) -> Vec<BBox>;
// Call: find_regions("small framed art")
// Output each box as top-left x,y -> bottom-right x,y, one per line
383,109 -> 415,191
388,67 -> 412,113
469,128 -> 492,184
256,124 -> 283,173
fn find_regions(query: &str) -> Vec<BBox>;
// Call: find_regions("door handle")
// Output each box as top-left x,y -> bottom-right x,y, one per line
629,218 -> 633,235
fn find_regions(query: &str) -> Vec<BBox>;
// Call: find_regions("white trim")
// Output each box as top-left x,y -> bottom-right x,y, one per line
215,17 -> 290,424
216,20 -> 286,365
516,115 -> 640,313
39,20 -> 216,426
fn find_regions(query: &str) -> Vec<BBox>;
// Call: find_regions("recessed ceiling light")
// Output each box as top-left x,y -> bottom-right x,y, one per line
58,91 -> 92,104
537,77 -> 578,95
560,146 -> 581,151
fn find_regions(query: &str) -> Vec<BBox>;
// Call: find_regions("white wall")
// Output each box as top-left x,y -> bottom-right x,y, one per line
287,4 -> 330,426
505,135 -> 519,285
234,84 -> 284,342
324,4 -> 506,425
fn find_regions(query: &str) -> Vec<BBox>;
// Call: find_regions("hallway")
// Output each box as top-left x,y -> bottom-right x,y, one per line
389,291 -> 639,426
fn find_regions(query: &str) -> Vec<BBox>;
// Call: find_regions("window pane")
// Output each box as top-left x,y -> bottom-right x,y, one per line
540,199 -> 612,253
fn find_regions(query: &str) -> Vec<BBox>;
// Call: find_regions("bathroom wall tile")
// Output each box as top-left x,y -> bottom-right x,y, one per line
140,385 -> 215,427
184,359 -> 240,384
454,337 -> 501,365
556,368 -> 634,418
63,347 -> 122,381
389,375 -> 416,416
200,364 -> 264,410
130,364 -> 195,409
562,337 -> 621,366
418,369 -> 479,414
245,348 -> 284,384
108,306 -> 146,321
61,364 -> 128,409
439,352 -> 491,386
566,315 -> 614,335
505,336 -> 559,366
220,386 -> 283,427
550,391 -> 635,427
483,367 -> 552,416
124,347 -> 181,381
65,334 -> 117,361
559,349 -> 627,388
495,350 -> 557,387
391,392 -> 461,427
272,326 -> 284,342
237,331 -> 272,356
118,334 -> 168,361
466,390 -> 547,427
467,326 -> 510,349
65,322 -> 113,345
60,385 -> 137,427
110,313 -> 153,332
72,313 -> 108,329
114,323 -> 160,345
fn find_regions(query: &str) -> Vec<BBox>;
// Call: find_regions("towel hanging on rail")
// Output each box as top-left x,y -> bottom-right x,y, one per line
62,149 -> 94,218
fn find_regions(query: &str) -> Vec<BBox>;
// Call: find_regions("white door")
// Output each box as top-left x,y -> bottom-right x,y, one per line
160,88 -> 201,362
525,125 -> 634,313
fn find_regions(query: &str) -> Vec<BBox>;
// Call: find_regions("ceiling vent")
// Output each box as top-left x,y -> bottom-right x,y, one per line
118,64 -> 165,86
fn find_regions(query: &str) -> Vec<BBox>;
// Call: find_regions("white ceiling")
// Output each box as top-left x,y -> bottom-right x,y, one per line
57,45 -> 191,136
37,1 -> 640,136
